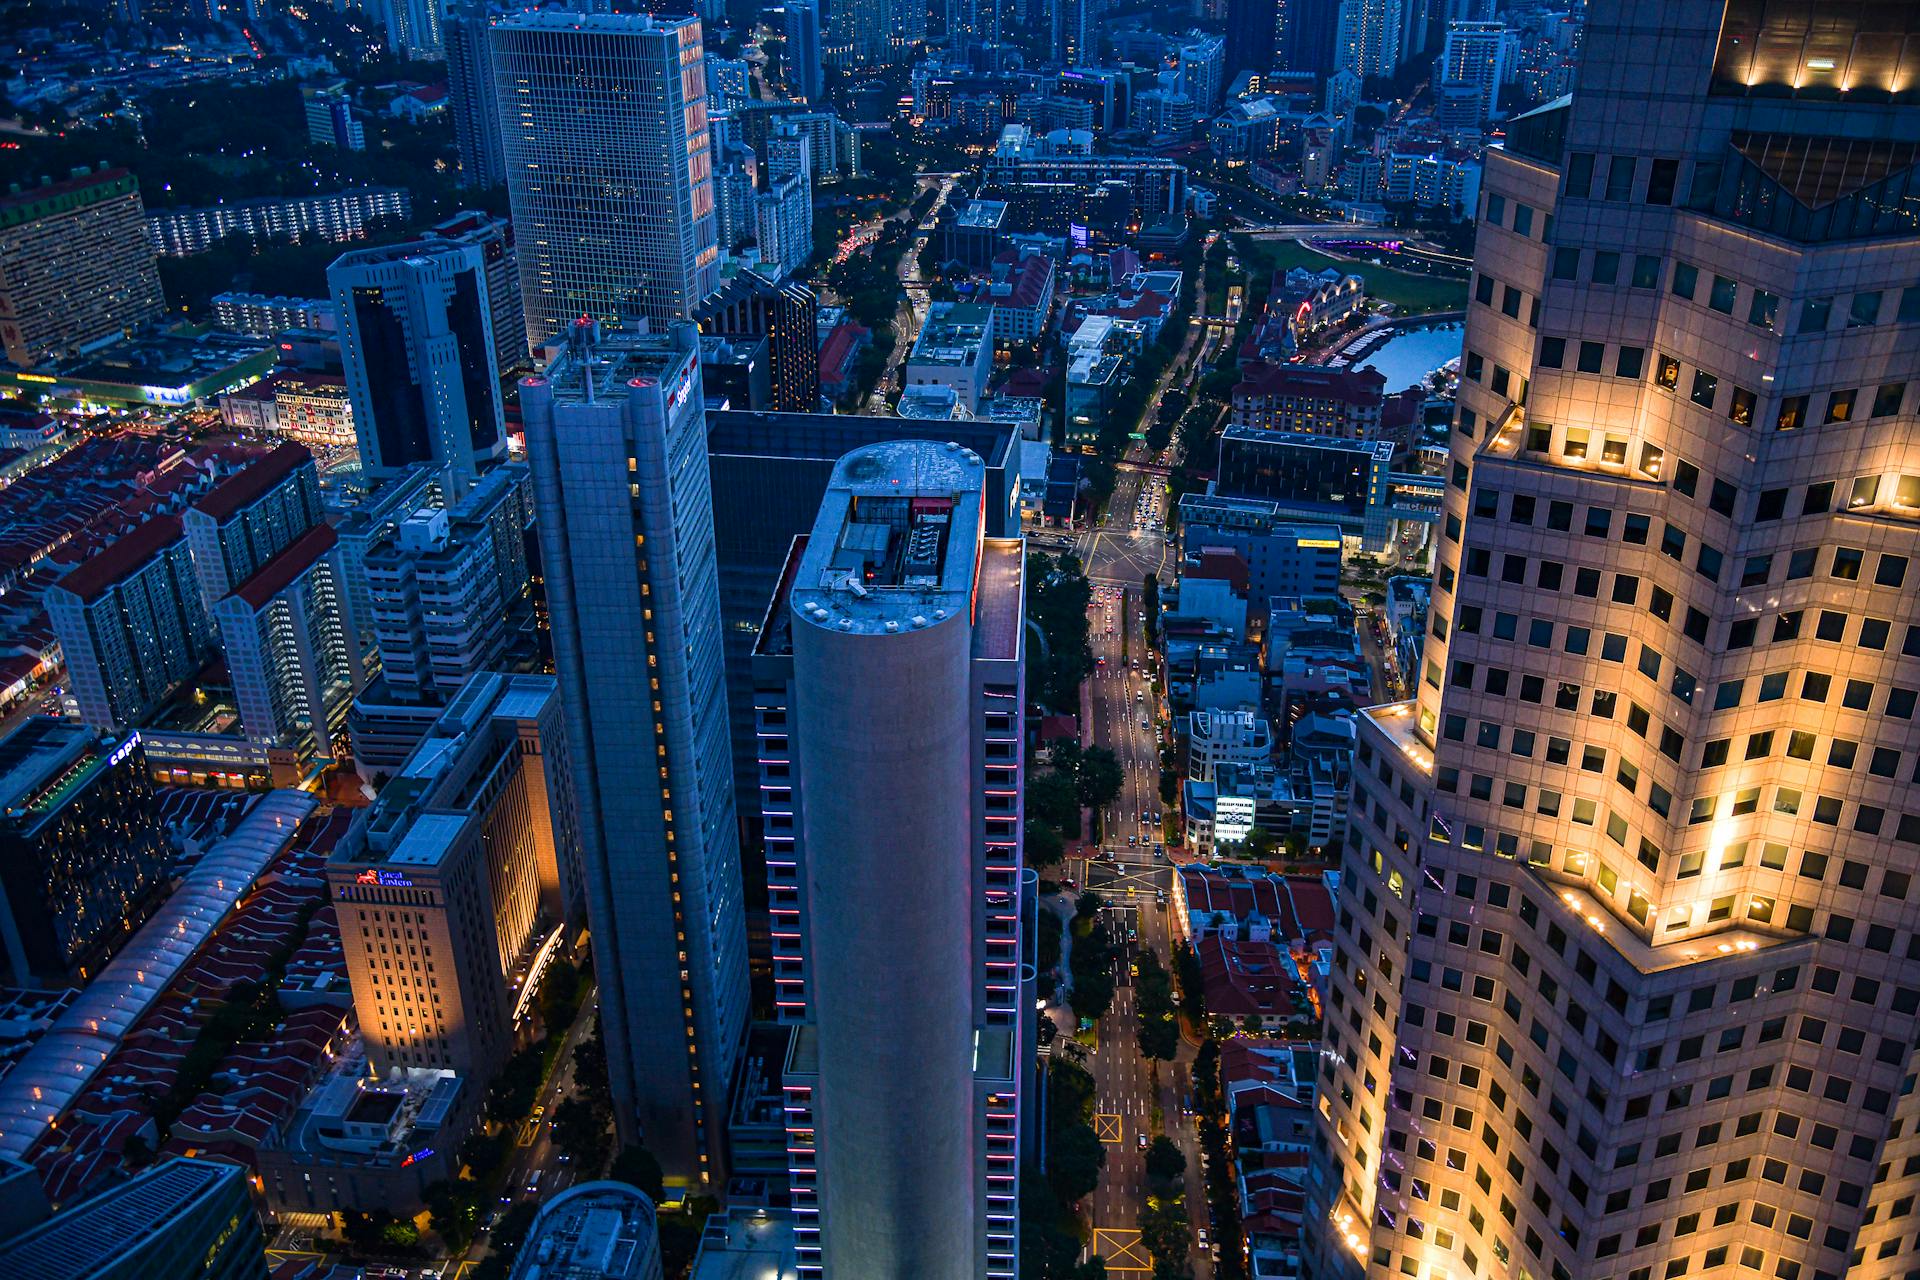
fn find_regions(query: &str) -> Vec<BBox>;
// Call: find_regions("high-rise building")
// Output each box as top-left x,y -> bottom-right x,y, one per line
424,211 -> 525,376
376,0 -> 442,58
1176,32 -> 1228,114
490,11 -> 721,346
751,439 -> 1027,1279
212,524 -> 364,765
824,0 -> 921,67
781,0 -> 824,99
1440,19 -> 1509,121
46,518 -> 214,732
445,4 -> 507,188
0,1157 -> 267,1280
697,270 -> 822,414
1334,0 -> 1404,80
1225,0 -> 1283,82
182,442 -> 324,613
521,321 -> 748,1191
753,176 -> 812,280
0,720 -> 170,985
0,167 -> 164,368
707,55 -> 751,116
1052,0 -> 1098,68
328,238 -> 508,488
1310,4 -> 1920,1279
360,464 -> 532,704
330,671 -> 581,1079
1281,0 -> 1342,78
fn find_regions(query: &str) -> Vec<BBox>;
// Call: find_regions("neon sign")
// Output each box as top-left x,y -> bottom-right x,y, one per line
356,868 -> 415,887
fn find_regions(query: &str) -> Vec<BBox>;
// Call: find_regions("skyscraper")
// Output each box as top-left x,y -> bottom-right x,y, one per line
376,0 -> 442,58
1052,0 -> 1098,68
521,321 -> 749,1192
328,239 -> 508,489
1311,3 -> 1920,1278
1334,0 -> 1404,80
181,441 -> 324,613
751,439 -> 1027,1279
490,11 -> 721,346
444,4 -> 507,188
424,211 -> 525,376
0,1157 -> 267,1280
780,0 -> 824,100
1225,0 -> 1282,83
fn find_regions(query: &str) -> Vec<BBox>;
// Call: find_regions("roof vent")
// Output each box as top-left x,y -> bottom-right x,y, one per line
884,620 -> 900,633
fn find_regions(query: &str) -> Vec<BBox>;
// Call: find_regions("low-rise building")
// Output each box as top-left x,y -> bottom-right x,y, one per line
211,292 -> 337,337
905,302 -> 995,412
1231,363 -> 1385,438
983,250 -> 1055,344
1188,709 -> 1273,783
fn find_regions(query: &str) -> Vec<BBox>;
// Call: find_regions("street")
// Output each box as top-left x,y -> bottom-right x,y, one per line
1060,470 -> 1213,1278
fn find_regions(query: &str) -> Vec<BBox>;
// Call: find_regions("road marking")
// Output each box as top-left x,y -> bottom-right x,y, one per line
1092,1228 -> 1152,1271
1094,1112 -> 1124,1143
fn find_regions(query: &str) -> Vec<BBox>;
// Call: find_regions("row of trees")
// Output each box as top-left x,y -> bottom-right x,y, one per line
1026,737 -> 1125,867
1067,891 -> 1119,1023
1019,1053 -> 1112,1280
1025,551 -> 1095,713
1133,948 -> 1181,1061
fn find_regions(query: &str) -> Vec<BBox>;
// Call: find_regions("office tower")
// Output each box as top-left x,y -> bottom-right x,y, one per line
698,271 -> 822,414
328,239 -> 508,489
1334,0 -> 1404,80
182,442 -> 324,613
377,0 -> 442,57
1440,19 -> 1509,120
425,211 -> 525,376
490,11 -> 721,346
445,4 -> 507,188
0,167 -> 163,368
302,79 -> 364,150
361,465 -> 532,704
1310,3 -> 1920,1279
330,671 -> 581,1078
0,720 -> 169,985
521,321 -> 748,1191
511,1183 -> 664,1280
0,1157 -> 267,1280
1225,0 -> 1283,81
212,525 -> 364,765
781,0 -> 823,99
752,439 -> 1026,1279
45,518 -> 214,732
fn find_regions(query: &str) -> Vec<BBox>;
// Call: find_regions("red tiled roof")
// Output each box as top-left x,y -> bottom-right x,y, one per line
49,515 -> 186,603
1197,934 -> 1301,1019
1234,361 -> 1385,406
192,442 -> 312,522
228,523 -> 337,612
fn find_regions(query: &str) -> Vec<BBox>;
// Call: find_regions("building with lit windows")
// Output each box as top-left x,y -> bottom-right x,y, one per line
1309,4 -> 1920,1279
520,321 -> 748,1193
328,238 -> 509,488
182,441 -> 324,613
490,11 -> 720,346
45,518 -> 214,733
0,1156 -> 266,1280
751,439 -> 1027,1279
329,671 -> 579,1081
0,166 -> 163,368
0,720 -> 170,985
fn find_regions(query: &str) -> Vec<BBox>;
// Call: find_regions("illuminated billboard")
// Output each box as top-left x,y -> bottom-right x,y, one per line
1216,795 -> 1257,843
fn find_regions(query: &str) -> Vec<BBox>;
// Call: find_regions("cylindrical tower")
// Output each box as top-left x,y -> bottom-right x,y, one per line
791,579 -> 977,1279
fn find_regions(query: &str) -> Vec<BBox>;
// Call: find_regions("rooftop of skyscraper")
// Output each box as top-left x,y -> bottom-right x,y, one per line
530,321 -> 694,406
789,439 -> 987,636
509,1181 -> 663,1280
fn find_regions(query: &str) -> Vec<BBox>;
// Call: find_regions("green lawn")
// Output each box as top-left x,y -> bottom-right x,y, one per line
1237,237 -> 1468,315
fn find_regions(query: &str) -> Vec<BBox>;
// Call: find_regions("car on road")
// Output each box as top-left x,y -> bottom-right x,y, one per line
1198,1228 -> 1209,1248
1141,719 -> 1150,730
1138,1133 -> 1148,1149
1128,834 -> 1138,846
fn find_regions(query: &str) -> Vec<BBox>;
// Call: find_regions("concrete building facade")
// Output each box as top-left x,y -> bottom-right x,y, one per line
752,439 -> 1026,1279
520,321 -> 748,1192
1310,4 -> 1920,1280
